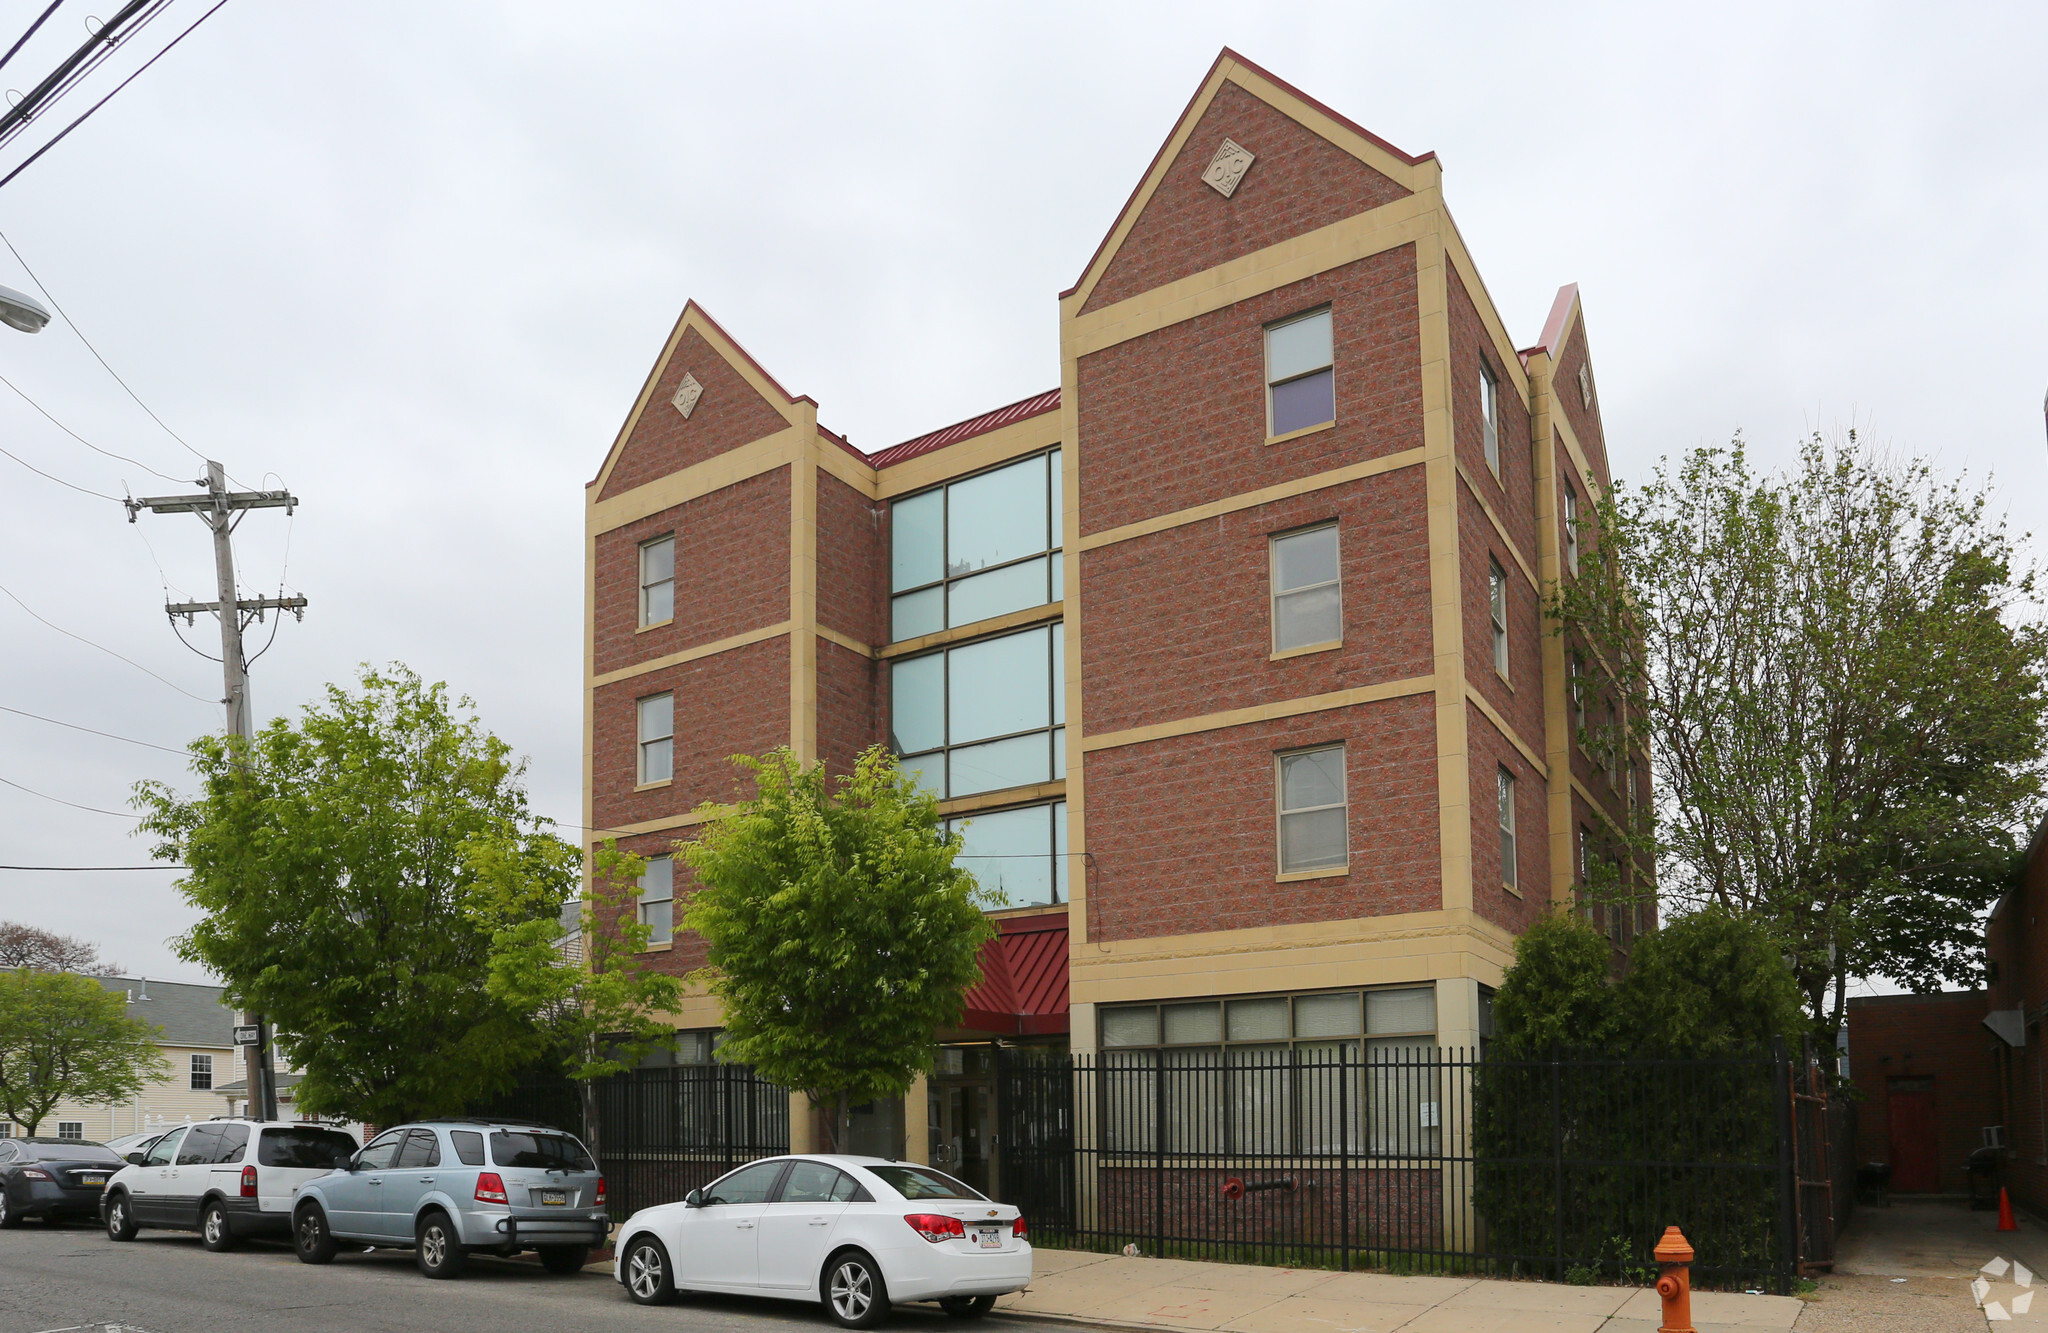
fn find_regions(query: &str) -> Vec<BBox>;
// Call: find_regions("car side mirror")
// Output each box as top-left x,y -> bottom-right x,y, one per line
684,1188 -> 703,1208
125,1152 -> 146,1166
347,1155 -> 364,1172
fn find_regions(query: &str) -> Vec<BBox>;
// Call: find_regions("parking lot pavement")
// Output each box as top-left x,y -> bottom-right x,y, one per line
0,1220 -> 1024,1333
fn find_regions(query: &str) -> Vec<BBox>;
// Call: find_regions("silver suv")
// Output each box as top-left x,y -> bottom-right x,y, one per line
290,1119 -> 606,1278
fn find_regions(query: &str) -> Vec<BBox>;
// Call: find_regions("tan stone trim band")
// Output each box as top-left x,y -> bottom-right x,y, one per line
1464,685 -> 1547,779
935,779 -> 1067,818
591,621 -> 791,690
589,428 -> 809,537
879,602 -> 1064,660
1080,673 -> 1434,754
814,625 -> 875,659
1069,909 -> 1519,992
1454,460 -> 1539,592
586,806 -> 723,841
1077,448 -> 1426,553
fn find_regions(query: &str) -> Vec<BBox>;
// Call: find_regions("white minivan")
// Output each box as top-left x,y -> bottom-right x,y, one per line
102,1119 -> 359,1250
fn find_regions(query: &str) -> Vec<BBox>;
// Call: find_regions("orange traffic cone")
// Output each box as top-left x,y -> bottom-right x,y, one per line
2000,1187 -> 2019,1232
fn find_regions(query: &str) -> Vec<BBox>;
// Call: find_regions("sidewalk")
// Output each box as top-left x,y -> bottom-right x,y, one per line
995,1249 -> 1803,1333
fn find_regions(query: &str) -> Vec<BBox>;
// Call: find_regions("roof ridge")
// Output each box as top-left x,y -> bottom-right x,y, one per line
865,388 -> 1061,469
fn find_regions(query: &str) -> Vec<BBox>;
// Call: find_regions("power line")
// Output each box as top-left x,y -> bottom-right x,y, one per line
0,366 -> 187,482
0,772 -> 135,818
0,579 -> 214,704
0,863 -> 182,871
0,436 -> 121,499
0,702 -> 188,755
0,3 -> 66,75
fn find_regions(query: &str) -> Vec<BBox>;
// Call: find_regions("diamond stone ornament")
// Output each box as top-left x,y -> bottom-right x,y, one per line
1577,363 -> 1593,409
671,372 -> 704,419
1200,138 -> 1256,198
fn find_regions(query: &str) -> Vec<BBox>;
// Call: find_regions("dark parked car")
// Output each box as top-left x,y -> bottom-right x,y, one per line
0,1137 -> 125,1226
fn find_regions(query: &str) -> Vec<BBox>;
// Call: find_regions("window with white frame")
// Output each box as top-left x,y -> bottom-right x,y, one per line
0,1123 -> 12,1137
1498,767 -> 1517,892
190,1053 -> 213,1091
1488,559 -> 1509,679
639,535 -> 675,627
1265,309 -> 1334,436
639,856 -> 674,947
1099,987 -> 1439,1157
945,800 -> 1067,910
1271,525 -> 1341,652
58,1122 -> 83,1140
1563,484 -> 1580,575
890,623 -> 1063,800
889,450 -> 1062,642
636,693 -> 673,785
1277,745 -> 1347,875
1480,362 -> 1500,475
1569,655 -> 1587,740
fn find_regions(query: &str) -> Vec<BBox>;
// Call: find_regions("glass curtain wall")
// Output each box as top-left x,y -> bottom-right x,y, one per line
945,800 -> 1067,909
890,450 -> 1063,641
890,623 -> 1064,800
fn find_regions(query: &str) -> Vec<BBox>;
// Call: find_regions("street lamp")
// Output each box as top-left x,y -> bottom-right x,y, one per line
0,282 -> 50,332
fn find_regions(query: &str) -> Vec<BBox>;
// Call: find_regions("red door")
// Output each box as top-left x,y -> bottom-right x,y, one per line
1888,1078 -> 1940,1192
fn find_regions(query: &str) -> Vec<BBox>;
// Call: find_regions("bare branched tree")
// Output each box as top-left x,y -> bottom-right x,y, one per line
0,921 -> 121,975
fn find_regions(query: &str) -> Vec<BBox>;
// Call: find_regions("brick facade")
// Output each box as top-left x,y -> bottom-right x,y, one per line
1846,992 -> 2001,1196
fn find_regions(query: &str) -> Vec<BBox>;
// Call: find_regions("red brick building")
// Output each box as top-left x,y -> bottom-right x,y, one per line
1845,992 -> 2000,1195
582,50 -> 1645,1177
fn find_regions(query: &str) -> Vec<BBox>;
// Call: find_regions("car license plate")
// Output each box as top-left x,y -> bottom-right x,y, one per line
978,1227 -> 1002,1249
79,1175 -> 105,1186
538,1188 -> 567,1206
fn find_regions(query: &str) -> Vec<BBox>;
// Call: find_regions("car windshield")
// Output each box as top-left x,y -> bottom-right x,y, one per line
27,1142 -> 122,1164
488,1131 -> 593,1171
863,1164 -> 986,1201
260,1127 -> 358,1169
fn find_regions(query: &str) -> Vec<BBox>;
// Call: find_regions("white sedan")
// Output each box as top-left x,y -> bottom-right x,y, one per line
613,1154 -> 1032,1327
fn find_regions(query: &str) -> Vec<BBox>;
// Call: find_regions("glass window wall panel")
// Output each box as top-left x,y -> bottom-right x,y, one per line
946,556 -> 1049,626
1365,1036 -> 1440,1157
947,802 -> 1060,908
947,627 -> 1051,744
1164,1048 -> 1225,1154
889,653 -> 945,755
1293,992 -> 1362,1039
1102,1050 -> 1157,1155
891,490 -> 944,591
891,586 -> 943,641
1366,987 -> 1437,1036
1053,800 -> 1069,901
1227,997 -> 1290,1042
1163,1002 -> 1223,1045
1228,1045 -> 1291,1154
947,733 -> 1051,798
946,453 -> 1049,577
1295,1040 -> 1361,1154
897,751 -> 944,799
1101,1007 -> 1160,1048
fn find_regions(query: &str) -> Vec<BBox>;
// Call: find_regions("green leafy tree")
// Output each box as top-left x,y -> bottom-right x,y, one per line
0,969 -> 167,1135
479,840 -> 686,1161
1620,907 -> 1807,1057
1488,911 -> 1621,1056
1557,433 -> 2048,1032
134,664 -> 578,1125
683,746 -> 996,1151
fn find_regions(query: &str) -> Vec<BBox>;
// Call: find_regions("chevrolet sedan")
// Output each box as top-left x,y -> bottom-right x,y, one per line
613,1155 -> 1031,1328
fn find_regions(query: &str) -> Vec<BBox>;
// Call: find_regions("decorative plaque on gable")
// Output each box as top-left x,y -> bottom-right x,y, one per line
1200,138 -> 1256,198
1577,363 -> 1593,409
671,372 -> 704,419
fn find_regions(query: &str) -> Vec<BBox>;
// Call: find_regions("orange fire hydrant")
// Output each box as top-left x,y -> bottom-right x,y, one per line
1654,1226 -> 1695,1333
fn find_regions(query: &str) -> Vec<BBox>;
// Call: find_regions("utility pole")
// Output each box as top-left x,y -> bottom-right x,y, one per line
128,462 -> 304,1121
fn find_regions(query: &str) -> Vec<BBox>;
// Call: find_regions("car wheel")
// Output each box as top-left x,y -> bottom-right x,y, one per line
201,1199 -> 239,1252
0,1189 -> 16,1229
415,1210 -> 468,1279
940,1296 -> 997,1319
105,1193 -> 137,1242
538,1244 -> 589,1274
823,1249 -> 890,1329
293,1204 -> 339,1264
622,1235 -> 675,1305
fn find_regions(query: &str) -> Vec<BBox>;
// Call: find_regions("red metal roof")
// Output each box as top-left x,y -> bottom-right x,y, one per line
864,389 -> 1061,470
959,913 -> 1068,1036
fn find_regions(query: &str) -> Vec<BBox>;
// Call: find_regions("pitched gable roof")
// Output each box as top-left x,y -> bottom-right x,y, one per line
96,975 -> 235,1049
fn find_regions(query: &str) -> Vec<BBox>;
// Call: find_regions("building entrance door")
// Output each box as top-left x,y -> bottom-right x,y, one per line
1887,1077 -> 1939,1192
930,1045 -> 997,1197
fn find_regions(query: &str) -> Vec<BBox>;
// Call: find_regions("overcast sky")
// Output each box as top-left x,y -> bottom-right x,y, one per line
0,2 -> 2042,987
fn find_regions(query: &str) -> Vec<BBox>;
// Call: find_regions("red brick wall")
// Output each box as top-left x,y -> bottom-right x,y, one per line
1448,265 -> 1535,554
1075,248 -> 1421,539
816,637 -> 882,780
1083,81 -> 1410,314
1459,486 -> 1543,752
1988,844 -> 2048,1212
1468,709 -> 1546,935
591,635 -> 790,830
1080,469 -> 1431,737
1550,318 -> 1610,488
598,329 -> 793,499
593,467 -> 791,678
1083,693 -> 1440,942
595,830 -> 711,977
817,467 -> 886,647
1847,992 -> 2000,1195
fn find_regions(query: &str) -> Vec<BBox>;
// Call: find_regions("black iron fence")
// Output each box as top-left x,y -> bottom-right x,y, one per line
998,1045 -> 1821,1293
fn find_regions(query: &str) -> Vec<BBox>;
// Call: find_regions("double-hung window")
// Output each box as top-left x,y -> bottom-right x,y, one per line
1480,362 -> 1500,475
1270,525 -> 1341,652
639,856 -> 674,946
58,1122 -> 83,1140
639,535 -> 675,626
1563,485 -> 1580,575
1488,559 -> 1509,679
1277,745 -> 1347,875
889,450 -> 1061,641
1497,767 -> 1517,892
1265,309 -> 1334,437
891,623 -> 1064,799
190,1053 -> 213,1091
637,693 -> 673,785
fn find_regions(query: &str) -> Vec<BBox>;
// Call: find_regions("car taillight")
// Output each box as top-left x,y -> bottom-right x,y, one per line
595,1176 -> 606,1207
241,1165 -> 258,1198
905,1212 -> 966,1243
18,1167 -> 52,1182
475,1172 -> 508,1205
1013,1215 -> 1028,1238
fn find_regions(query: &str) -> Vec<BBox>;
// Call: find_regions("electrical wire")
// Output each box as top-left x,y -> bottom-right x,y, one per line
0,579 -> 214,703
131,519 -> 192,599
0,863 -> 182,870
0,2 -> 66,76
0,436 -> 121,499
0,772 -> 136,818
0,366 -> 187,482
0,702 -> 188,755
0,0 -> 177,158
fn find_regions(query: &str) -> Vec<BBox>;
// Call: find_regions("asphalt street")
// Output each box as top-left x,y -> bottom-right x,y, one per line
0,1219 -> 1040,1333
